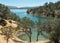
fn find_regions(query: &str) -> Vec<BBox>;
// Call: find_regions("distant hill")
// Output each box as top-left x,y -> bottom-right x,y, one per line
18,7 -> 38,9
8,6 -> 18,9
7,6 -> 38,9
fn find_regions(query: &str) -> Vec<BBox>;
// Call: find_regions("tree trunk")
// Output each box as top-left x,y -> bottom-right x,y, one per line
6,38 -> 9,43
29,28 -> 32,42
29,35 -> 31,42
36,33 -> 39,41
53,39 -> 59,43
29,31 -> 31,42
36,31 -> 39,41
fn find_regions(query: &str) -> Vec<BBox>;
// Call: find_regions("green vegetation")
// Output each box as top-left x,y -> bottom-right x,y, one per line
21,17 -> 35,42
0,4 -> 20,22
0,3 -> 35,42
1,1 -> 60,43
27,1 -> 60,42
36,20 -> 46,41
37,18 -> 60,43
46,19 -> 60,43
27,1 -> 60,18
21,17 -> 35,28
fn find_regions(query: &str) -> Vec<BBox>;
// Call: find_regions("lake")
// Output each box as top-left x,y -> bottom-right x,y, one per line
10,9 -> 47,41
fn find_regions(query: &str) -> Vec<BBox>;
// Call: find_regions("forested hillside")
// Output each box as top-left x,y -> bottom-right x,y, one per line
0,4 -> 20,22
27,1 -> 60,18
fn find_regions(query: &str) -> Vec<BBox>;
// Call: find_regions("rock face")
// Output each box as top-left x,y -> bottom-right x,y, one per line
5,20 -> 17,28
0,19 -> 18,43
0,19 -> 17,28
0,19 -> 7,26
0,19 -> 50,43
0,35 -> 15,43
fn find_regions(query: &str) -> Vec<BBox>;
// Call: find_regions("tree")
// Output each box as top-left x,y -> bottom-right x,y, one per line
21,17 -> 35,42
36,18 -> 46,41
0,26 -> 15,43
46,19 -> 60,43
39,18 -> 60,43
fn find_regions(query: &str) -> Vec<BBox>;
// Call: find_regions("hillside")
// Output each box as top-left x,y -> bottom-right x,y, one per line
0,19 -> 17,43
0,19 -> 49,43
8,6 -> 18,9
8,6 -> 38,9
0,3 -> 22,43
0,4 -> 20,22
27,1 -> 60,18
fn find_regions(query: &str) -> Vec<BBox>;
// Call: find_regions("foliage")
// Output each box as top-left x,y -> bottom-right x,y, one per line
15,25 -> 20,31
39,18 -> 60,43
36,18 -> 46,41
46,19 -> 60,43
27,1 -> 60,18
0,4 -> 20,22
21,17 -> 35,42
21,17 -> 35,28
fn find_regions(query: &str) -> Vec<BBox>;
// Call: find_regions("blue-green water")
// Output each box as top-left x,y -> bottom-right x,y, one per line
10,9 -> 47,41
11,9 -> 38,22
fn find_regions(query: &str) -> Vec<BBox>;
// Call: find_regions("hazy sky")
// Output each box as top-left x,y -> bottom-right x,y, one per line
0,0 -> 60,7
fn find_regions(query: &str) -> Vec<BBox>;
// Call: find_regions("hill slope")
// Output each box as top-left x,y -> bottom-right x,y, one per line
27,1 -> 60,18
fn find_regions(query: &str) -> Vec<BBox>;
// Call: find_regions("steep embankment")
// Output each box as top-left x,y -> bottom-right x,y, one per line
0,19 -> 25,43
0,19 -> 50,43
0,19 -> 28,43
0,3 -> 23,43
0,19 -> 17,43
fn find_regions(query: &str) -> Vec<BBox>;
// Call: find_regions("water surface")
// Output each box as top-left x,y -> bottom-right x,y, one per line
10,9 -> 47,41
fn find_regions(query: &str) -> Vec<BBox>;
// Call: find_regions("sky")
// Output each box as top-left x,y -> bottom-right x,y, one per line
0,0 -> 60,7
